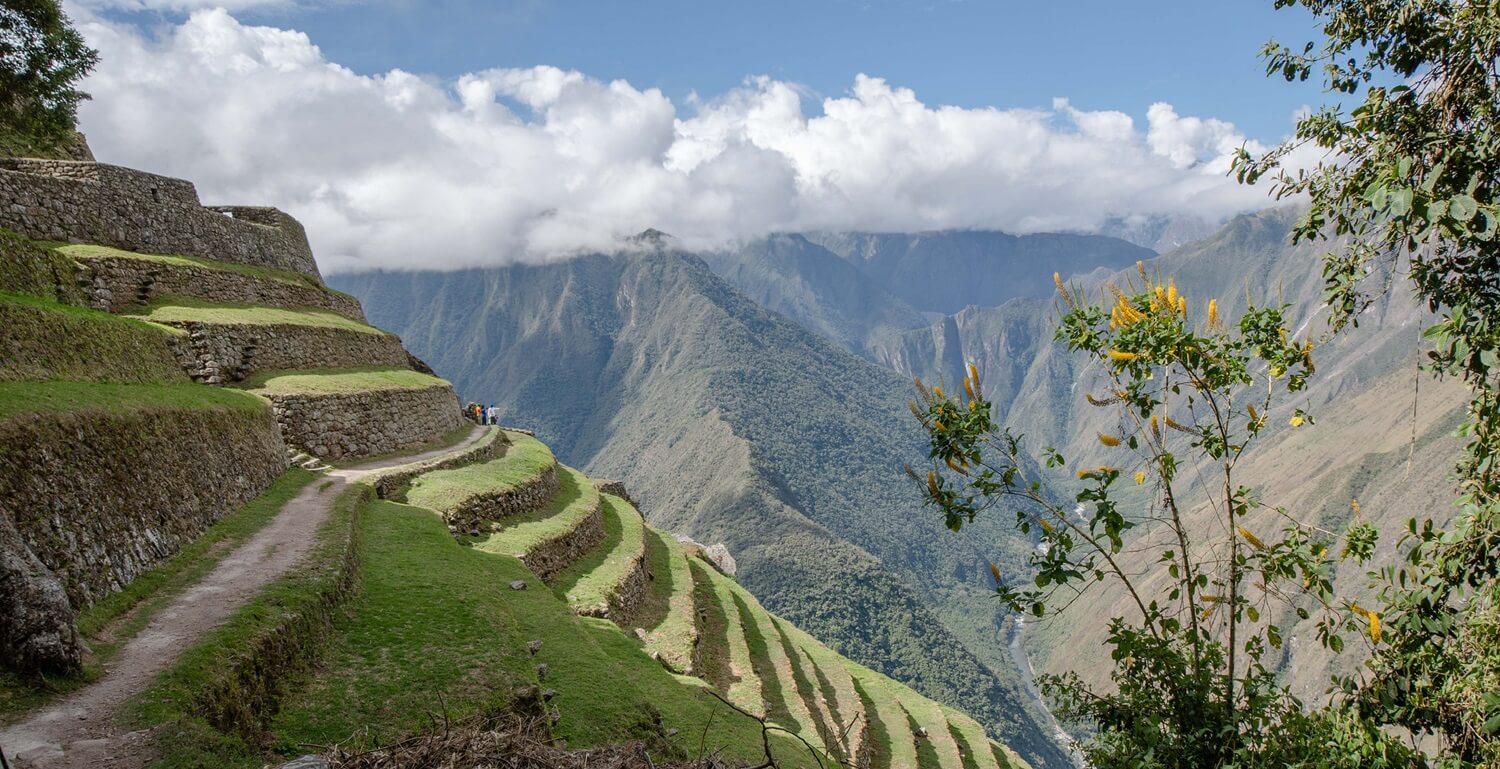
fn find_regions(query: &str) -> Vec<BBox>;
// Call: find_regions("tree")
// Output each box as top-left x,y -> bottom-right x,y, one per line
910,271 -> 1417,768
0,0 -> 98,150
1234,2 -> 1500,764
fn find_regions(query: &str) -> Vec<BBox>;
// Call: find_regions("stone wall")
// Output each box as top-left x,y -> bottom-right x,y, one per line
524,500 -> 606,584
267,384 -> 465,460
0,403 -> 287,669
442,462 -> 560,538
74,254 -> 365,321
165,322 -> 409,384
371,427 -> 508,501
0,159 -> 321,281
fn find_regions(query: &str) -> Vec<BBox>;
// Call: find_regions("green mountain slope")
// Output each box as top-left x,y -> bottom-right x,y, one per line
331,251 -> 1071,767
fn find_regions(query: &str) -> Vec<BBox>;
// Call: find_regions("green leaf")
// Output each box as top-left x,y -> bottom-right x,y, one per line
1450,193 -> 1478,222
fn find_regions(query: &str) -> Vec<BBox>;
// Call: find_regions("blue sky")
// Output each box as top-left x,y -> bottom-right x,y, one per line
72,1 -> 1334,270
117,0 -> 1329,142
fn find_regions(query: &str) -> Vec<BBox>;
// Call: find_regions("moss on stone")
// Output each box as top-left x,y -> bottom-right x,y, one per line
0,291 -> 187,383
238,367 -> 450,396
0,228 -> 85,304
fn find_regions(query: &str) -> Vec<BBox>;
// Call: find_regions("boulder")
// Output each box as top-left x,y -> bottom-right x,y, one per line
0,514 -> 81,672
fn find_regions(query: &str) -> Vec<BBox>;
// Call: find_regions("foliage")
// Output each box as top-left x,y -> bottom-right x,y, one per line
911,271 -> 1420,767
0,291 -> 188,383
1234,2 -> 1500,764
0,0 -> 96,151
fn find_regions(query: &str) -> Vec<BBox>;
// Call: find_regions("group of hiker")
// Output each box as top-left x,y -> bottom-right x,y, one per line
465,402 -> 501,426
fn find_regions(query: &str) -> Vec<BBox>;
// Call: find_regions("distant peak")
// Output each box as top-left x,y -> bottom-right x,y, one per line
629,228 -> 674,248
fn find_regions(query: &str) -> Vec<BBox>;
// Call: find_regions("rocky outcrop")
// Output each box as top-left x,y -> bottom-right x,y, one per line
73,253 -> 365,320
267,383 -> 464,460
0,515 -> 80,672
602,549 -> 651,624
163,322 -> 409,384
370,426 -> 508,500
592,480 -> 636,507
0,158 -> 320,280
0,400 -> 287,667
441,463 -> 560,537
676,535 -> 738,577
523,500 -> 606,583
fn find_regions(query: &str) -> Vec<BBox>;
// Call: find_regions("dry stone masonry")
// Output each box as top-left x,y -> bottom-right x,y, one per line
522,500 -> 606,583
164,322 -> 410,384
442,461 -> 561,537
74,253 -> 365,320
0,158 -> 321,280
0,404 -> 287,669
267,383 -> 465,460
371,427 -> 509,500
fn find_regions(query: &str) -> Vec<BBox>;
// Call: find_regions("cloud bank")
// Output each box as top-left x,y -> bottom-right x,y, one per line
73,8 -> 1280,273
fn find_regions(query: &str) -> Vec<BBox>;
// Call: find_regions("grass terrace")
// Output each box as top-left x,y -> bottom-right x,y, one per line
404,431 -> 555,512
692,560 -> 764,717
470,466 -> 598,559
847,663 -> 918,769
0,380 -> 267,423
552,494 -> 647,615
632,528 -> 698,674
0,291 -> 186,383
56,244 -> 332,292
239,367 -> 450,397
125,297 -> 385,334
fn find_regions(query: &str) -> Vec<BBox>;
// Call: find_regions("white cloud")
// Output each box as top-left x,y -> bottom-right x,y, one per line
72,9 -> 1282,273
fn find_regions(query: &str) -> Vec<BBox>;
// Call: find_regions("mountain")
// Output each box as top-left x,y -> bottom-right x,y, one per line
804,230 -> 1155,314
331,250 -> 1072,767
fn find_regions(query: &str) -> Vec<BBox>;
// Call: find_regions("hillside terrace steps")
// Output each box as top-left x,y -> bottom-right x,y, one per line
636,527 -> 700,675
402,431 -> 560,535
848,664 -> 921,769
905,694 -> 971,769
732,586 -> 828,750
692,559 -> 766,718
779,622 -> 871,765
945,708 -> 1006,769
470,465 -> 606,583
553,493 -> 650,621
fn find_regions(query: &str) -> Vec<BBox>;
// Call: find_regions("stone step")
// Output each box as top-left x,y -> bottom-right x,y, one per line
244,369 -> 466,462
553,493 -> 649,621
469,466 -> 605,584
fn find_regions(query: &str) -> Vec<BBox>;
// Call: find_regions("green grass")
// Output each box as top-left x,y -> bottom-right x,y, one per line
552,494 -> 646,615
908,709 -> 944,769
471,466 -> 598,559
56,244 -> 330,292
693,560 -> 764,716
266,497 -> 819,768
238,367 -> 450,397
404,431 -> 554,512
950,721 -> 984,769
734,591 -> 793,729
131,484 -> 365,769
0,229 -> 86,304
0,380 -> 267,423
126,297 -> 384,334
635,528 -> 698,674
688,559 -> 732,691
1,291 -> 188,383
847,662 -> 918,769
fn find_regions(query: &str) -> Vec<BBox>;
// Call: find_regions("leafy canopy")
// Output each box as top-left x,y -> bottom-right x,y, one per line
1235,2 -> 1500,764
0,0 -> 97,149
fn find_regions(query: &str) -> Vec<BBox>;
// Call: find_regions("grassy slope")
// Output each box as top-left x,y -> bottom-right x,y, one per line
403,431 -> 554,511
127,298 -> 383,334
0,469 -> 315,722
691,560 -> 764,717
0,379 -> 266,422
847,662 -> 919,769
1,291 -> 187,383
779,621 -> 868,762
58,244 -> 329,292
946,706 -> 1005,769
238,367 -> 450,396
634,528 -> 698,674
552,494 -> 646,613
472,466 -> 599,558
268,498 -> 817,768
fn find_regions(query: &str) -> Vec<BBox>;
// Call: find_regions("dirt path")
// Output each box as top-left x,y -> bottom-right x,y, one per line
0,425 -> 492,769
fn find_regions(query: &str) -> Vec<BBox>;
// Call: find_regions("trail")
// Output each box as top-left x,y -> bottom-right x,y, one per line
0,426 -> 491,769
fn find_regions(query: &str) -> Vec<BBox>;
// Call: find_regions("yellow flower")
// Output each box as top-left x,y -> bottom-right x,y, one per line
1177,296 -> 1187,316
1165,415 -> 1193,433
1077,469 -> 1093,479
1351,499 -> 1361,518
1098,433 -> 1122,447
933,385 -> 944,399
964,377 -> 975,399
934,419 -> 947,432
1270,365 -> 1285,378
990,562 -> 1001,583
1289,415 -> 1305,427
1207,298 -> 1219,328
1237,526 -> 1265,550
1247,404 -> 1259,421
1368,611 -> 1382,643
945,457 -> 967,474
1134,470 -> 1146,485
1038,518 -> 1055,533
1166,280 -> 1178,308
1150,414 -> 1161,437
1108,350 -> 1138,362
927,471 -> 939,496
968,399 -> 978,411
968,362 -> 981,384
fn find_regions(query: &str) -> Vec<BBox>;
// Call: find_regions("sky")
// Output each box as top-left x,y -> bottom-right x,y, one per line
63,1 -> 1337,273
